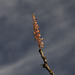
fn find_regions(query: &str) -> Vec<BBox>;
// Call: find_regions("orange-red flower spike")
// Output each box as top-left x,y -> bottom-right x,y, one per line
32,13 -> 44,48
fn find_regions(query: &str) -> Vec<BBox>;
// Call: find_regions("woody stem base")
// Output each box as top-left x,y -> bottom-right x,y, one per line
39,48 -> 55,75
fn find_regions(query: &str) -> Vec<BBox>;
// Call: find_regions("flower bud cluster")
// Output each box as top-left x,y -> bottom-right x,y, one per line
32,13 -> 44,48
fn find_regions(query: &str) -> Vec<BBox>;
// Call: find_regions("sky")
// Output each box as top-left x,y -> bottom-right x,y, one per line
0,0 -> 75,75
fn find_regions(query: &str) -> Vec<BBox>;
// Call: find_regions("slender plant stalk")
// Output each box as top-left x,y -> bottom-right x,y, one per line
32,13 -> 55,75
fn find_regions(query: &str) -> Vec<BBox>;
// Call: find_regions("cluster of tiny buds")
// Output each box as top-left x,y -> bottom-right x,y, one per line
32,13 -> 44,48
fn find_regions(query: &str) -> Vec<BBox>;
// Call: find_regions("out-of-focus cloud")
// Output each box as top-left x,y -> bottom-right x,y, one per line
0,0 -> 75,75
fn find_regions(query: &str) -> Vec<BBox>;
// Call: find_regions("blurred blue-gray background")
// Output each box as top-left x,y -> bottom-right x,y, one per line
0,0 -> 75,75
